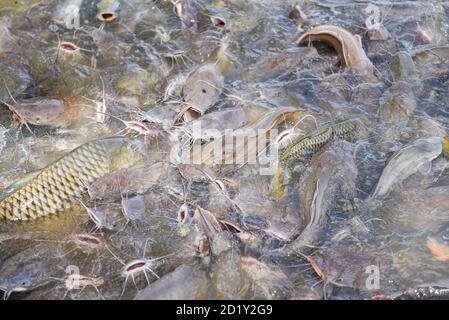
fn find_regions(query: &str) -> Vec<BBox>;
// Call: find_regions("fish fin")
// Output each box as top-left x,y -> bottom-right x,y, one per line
270,167 -> 286,199
442,139 -> 449,158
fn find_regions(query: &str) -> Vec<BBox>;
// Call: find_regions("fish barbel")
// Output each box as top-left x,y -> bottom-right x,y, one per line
0,137 -> 135,222
279,119 -> 360,165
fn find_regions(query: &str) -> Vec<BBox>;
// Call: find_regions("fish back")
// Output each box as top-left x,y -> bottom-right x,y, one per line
280,119 -> 360,165
0,141 -> 109,222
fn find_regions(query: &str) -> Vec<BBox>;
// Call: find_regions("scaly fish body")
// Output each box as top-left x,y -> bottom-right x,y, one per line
0,137 -> 134,223
332,119 -> 359,140
280,119 -> 359,165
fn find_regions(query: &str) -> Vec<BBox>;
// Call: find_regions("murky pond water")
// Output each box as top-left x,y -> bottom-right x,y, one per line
1,0 -> 449,300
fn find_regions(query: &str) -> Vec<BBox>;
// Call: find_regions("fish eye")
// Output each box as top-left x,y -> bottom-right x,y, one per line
202,89 -> 207,93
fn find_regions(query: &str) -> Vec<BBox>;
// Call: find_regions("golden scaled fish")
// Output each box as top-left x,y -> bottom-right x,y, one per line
270,119 -> 360,199
279,119 -> 360,165
0,137 -> 143,223
443,139 -> 449,158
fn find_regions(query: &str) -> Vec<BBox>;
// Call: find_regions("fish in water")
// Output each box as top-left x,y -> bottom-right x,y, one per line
0,137 -> 141,222
88,162 -> 167,200
180,63 -> 224,122
239,256 -> 291,299
0,241 -> 67,299
279,119 -> 360,166
370,137 -> 444,199
171,0 -> 205,33
2,96 -> 90,128
134,264 -> 209,300
286,140 -> 358,252
297,25 -> 375,75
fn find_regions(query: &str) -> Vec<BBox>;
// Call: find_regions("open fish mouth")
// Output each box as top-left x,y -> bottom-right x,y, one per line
210,16 -> 226,29
177,103 -> 202,122
97,12 -> 118,22
60,42 -> 79,53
